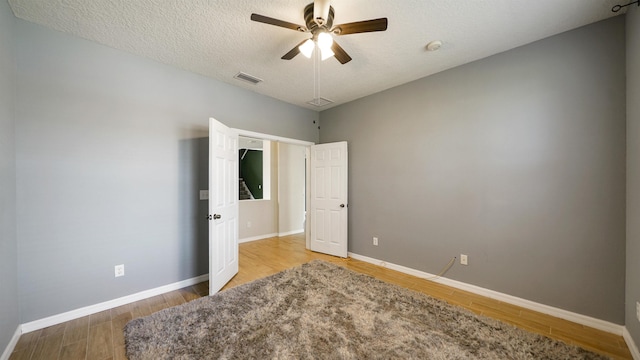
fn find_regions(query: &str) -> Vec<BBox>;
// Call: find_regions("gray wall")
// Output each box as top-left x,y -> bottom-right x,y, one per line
15,19 -> 318,322
626,6 -> 640,347
320,17 -> 626,323
0,0 -> 19,352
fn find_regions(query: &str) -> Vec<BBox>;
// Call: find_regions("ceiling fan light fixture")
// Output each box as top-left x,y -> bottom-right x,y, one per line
317,31 -> 333,51
299,39 -> 315,58
320,47 -> 335,61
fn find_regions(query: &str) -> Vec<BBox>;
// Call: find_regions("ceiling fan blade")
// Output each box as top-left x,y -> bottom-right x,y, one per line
251,13 -> 306,32
332,18 -> 388,35
331,41 -> 352,64
281,39 -> 309,60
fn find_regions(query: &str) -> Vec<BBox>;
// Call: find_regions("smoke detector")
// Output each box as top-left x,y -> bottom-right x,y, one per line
426,40 -> 443,51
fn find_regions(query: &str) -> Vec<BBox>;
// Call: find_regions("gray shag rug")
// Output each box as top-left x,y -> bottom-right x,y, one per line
124,260 -> 608,359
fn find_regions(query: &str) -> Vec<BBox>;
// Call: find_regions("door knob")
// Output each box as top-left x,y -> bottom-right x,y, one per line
213,214 -> 222,219
340,204 -> 345,208
206,214 -> 212,220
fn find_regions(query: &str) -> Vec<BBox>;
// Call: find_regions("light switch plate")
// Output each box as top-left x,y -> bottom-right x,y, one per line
199,190 -> 209,200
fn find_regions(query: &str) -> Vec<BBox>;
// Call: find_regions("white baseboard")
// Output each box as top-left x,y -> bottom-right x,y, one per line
348,252 -> 624,336
1,326 -> 22,360
624,327 -> 640,360
278,229 -> 304,237
239,233 -> 278,244
20,273 -> 209,334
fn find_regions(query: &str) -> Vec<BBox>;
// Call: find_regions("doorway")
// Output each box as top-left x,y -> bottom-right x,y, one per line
238,137 -> 308,243
235,129 -> 314,249
208,120 -> 349,295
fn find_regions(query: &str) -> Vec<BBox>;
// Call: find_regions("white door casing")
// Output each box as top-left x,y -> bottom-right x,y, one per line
310,142 -> 348,258
208,118 -> 239,295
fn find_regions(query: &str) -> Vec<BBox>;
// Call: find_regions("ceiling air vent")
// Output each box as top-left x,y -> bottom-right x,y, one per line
234,72 -> 263,85
307,97 -> 333,107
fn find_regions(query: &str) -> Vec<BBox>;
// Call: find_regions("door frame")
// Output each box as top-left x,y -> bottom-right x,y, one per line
234,129 -> 315,249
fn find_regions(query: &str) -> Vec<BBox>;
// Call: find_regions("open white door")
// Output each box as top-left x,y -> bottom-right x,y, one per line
310,141 -> 348,258
208,118 -> 239,295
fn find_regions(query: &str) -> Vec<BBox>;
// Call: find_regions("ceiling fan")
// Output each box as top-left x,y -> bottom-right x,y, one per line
250,0 -> 388,64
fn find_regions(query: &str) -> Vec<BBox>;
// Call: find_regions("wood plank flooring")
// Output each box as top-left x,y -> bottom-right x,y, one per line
9,234 -> 632,359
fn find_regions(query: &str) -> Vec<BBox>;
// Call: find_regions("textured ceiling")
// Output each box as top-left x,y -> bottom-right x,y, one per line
8,0 -> 624,111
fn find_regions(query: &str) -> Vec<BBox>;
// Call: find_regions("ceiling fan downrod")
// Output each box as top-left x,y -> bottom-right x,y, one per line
304,3 -> 334,35
313,0 -> 331,26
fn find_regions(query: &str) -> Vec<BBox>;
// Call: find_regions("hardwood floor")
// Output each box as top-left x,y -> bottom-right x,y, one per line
10,234 -> 632,359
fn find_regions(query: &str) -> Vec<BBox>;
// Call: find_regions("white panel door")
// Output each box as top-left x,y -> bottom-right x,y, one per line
208,117 -> 239,295
310,142 -> 348,258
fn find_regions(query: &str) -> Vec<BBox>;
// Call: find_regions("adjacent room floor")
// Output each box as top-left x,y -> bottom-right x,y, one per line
8,234 -> 632,359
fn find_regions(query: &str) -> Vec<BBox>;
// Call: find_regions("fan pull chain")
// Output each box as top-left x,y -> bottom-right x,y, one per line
314,48 -> 320,104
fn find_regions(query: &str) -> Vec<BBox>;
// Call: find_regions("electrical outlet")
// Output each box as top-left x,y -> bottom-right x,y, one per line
114,264 -> 125,277
247,221 -> 252,228
460,254 -> 468,266
636,302 -> 640,322
373,237 -> 379,246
